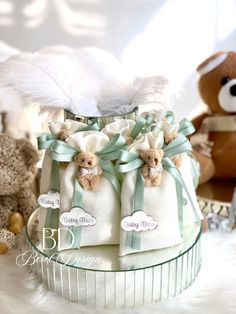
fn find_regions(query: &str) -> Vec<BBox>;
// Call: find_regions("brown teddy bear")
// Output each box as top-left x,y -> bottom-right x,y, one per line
0,134 -> 38,254
140,148 -> 164,187
74,151 -> 102,191
192,51 -> 236,183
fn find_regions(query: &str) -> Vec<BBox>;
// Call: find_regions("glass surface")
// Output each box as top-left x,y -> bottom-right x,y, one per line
22,208 -> 201,308
27,208 -> 201,272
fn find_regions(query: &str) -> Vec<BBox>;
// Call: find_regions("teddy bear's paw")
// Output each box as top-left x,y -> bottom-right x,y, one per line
8,212 -> 25,234
78,176 -> 90,190
0,229 -> 16,254
150,175 -> 162,187
171,155 -> 182,168
58,128 -> 72,141
90,176 -> 101,191
144,178 -> 152,188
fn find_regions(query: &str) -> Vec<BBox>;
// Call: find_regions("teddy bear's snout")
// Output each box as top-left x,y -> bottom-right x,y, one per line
88,161 -> 92,166
230,84 -> 236,96
154,158 -> 159,165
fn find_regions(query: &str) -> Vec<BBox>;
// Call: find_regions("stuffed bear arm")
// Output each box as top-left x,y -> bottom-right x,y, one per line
16,188 -> 37,222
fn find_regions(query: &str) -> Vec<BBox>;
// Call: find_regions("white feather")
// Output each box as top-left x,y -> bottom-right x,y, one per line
0,46 -> 124,116
0,86 -> 24,113
97,75 -> 172,115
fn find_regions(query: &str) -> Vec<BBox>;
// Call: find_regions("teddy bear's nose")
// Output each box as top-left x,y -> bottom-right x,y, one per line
230,85 -> 236,96
88,161 -> 92,165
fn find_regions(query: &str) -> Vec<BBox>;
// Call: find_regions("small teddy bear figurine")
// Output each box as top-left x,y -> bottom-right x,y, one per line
74,151 -> 102,191
164,129 -> 182,168
58,126 -> 72,141
140,148 -> 164,187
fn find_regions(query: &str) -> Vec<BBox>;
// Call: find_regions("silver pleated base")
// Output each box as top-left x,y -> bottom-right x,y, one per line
22,209 -> 201,309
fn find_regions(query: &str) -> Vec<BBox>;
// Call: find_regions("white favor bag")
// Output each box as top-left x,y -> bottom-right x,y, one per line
119,129 -> 183,256
59,131 -> 121,250
160,120 -> 202,226
178,154 -> 202,225
40,119 -> 87,194
38,120 -> 87,234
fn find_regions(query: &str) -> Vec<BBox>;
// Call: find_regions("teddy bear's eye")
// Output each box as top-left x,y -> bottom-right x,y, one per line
81,159 -> 85,162
155,158 -> 158,162
221,76 -> 231,86
148,157 -> 151,160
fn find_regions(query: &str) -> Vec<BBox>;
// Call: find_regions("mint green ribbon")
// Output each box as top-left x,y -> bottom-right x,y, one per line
125,168 -> 144,250
117,134 -> 200,250
130,117 -> 149,139
179,118 -> 195,136
97,134 -> 127,160
77,120 -> 100,132
37,133 -> 58,150
165,111 -> 174,123
163,133 -> 192,157
68,180 -> 84,249
37,134 -> 60,244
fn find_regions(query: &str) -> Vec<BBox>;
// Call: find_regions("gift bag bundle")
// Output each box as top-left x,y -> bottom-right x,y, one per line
117,125 -> 202,256
37,119 -> 100,245
37,110 -> 202,255
54,131 -> 124,250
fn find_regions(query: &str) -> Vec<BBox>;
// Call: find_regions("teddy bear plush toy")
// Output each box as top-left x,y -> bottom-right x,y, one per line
191,51 -> 236,184
74,151 -> 103,191
140,148 -> 164,187
0,134 -> 38,254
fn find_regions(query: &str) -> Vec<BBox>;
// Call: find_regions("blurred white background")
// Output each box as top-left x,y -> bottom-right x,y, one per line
0,0 -> 236,119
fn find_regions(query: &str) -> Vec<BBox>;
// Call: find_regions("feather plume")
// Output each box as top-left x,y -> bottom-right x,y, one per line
0,45 -> 173,117
0,86 -> 24,113
0,46 -> 124,116
97,75 -> 172,115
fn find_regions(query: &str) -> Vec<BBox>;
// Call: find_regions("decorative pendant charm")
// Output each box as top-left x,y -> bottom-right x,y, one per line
121,211 -> 158,232
140,148 -> 164,187
38,190 -> 60,209
74,151 -> 102,191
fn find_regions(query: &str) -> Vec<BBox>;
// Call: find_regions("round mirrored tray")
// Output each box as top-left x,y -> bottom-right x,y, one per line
22,208 -> 201,308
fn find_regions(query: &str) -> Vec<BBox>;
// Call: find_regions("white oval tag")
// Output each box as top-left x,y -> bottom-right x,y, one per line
38,190 -> 60,209
121,211 -> 158,232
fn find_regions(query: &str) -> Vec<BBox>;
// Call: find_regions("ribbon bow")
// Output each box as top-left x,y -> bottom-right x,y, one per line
80,167 -> 98,176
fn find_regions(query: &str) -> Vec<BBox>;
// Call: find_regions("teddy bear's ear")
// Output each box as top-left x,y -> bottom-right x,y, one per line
197,51 -> 227,76
139,150 -> 146,160
159,149 -> 164,157
17,139 -> 39,171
